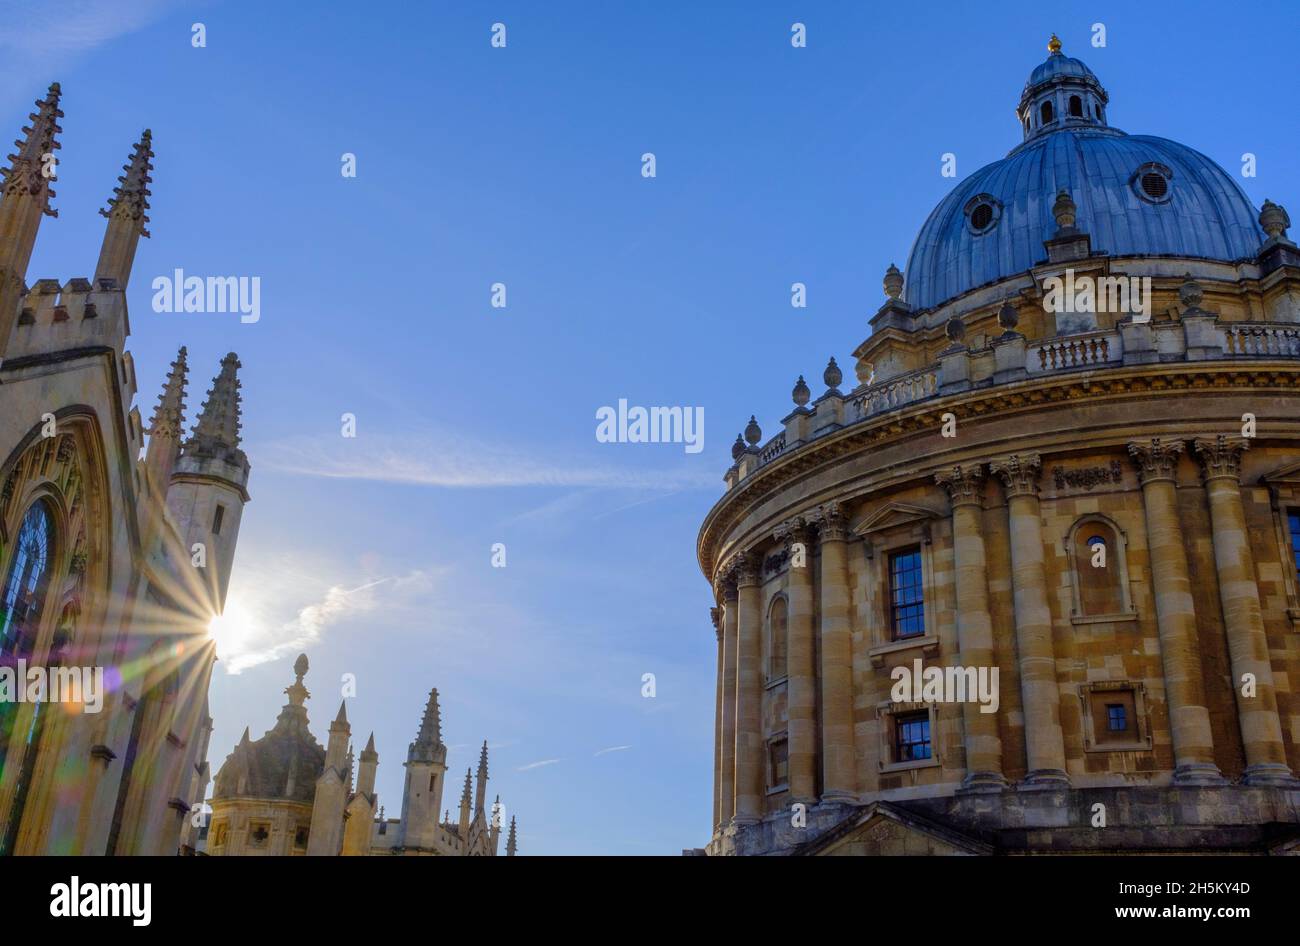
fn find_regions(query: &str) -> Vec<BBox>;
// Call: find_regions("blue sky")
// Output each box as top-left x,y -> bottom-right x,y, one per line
9,0 -> 1297,854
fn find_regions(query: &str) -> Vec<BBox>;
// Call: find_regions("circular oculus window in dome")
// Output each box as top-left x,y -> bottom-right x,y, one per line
1131,162 -> 1174,204
963,194 -> 1002,235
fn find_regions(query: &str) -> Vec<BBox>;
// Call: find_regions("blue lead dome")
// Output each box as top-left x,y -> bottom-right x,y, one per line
902,38 -> 1266,312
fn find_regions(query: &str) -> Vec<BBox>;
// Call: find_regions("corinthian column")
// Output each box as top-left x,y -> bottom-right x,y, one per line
934,465 -> 1007,791
811,502 -> 857,803
989,454 -> 1068,786
710,606 -> 724,830
775,516 -> 817,803
732,552 -> 764,824
1128,438 -> 1223,784
1193,436 -> 1297,786
717,574 -> 738,825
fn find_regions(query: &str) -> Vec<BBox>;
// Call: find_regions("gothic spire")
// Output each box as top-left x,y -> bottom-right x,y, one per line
506,816 -> 518,856
477,740 -> 489,779
95,128 -> 153,288
2,82 -> 62,212
416,688 -> 442,745
148,346 -> 188,439
407,687 -> 446,763
460,768 -> 472,804
185,352 -> 246,459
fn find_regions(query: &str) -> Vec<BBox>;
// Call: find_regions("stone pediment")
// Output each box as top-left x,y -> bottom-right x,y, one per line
791,801 -> 993,856
852,501 -> 941,537
1260,458 -> 1300,486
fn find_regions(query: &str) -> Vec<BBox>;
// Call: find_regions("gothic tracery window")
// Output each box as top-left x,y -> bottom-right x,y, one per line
1,500 -> 56,658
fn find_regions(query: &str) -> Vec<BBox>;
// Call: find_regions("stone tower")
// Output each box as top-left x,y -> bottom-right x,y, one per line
167,352 -> 251,615
396,688 -> 448,851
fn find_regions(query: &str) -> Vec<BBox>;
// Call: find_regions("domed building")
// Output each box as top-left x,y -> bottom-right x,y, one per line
697,37 -> 1300,855
207,655 -> 519,856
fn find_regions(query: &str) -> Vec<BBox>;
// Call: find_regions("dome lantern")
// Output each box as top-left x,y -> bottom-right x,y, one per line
1016,36 -> 1110,143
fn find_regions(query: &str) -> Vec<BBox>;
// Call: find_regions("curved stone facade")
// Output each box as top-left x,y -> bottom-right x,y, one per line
697,41 -> 1300,856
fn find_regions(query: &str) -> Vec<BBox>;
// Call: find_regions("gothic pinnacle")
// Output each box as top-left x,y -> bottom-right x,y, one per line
3,82 -> 63,214
99,129 -> 153,236
461,769 -> 472,803
477,740 -> 489,778
148,346 -> 188,439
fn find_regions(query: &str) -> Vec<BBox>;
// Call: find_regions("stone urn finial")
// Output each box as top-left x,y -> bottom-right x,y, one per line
792,375 -> 810,407
945,316 -> 966,344
1260,199 -> 1291,241
1179,273 -> 1204,310
744,416 -> 762,446
1052,189 -> 1077,231
731,434 -> 745,461
823,357 -> 843,391
883,263 -> 904,300
998,300 -> 1020,334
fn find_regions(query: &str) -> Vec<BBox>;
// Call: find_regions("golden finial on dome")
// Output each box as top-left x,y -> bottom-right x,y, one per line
1047,33 -> 1062,54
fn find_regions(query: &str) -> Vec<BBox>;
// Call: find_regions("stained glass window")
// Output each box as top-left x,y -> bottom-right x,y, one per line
0,501 -> 55,658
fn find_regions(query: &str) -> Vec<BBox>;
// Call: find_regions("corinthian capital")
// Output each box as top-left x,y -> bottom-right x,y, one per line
989,453 -> 1042,498
810,502 -> 849,542
726,549 -> 762,588
934,464 -> 986,507
773,515 -> 812,550
713,567 -> 738,602
710,606 -> 722,640
1127,438 -> 1185,485
1193,435 -> 1249,482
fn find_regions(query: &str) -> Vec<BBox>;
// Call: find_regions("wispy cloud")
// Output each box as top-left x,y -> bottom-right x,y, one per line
0,0 -> 183,102
594,745 -> 632,757
516,758 -> 561,772
255,432 -> 717,491
217,566 -> 437,673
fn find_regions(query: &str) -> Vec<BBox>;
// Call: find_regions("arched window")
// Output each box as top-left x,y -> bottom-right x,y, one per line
768,596 -> 788,680
0,500 -> 56,659
1040,100 -> 1054,125
1069,95 -> 1083,118
1074,521 -> 1125,616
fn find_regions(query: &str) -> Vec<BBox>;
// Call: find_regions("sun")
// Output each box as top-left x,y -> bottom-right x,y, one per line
207,598 -> 256,659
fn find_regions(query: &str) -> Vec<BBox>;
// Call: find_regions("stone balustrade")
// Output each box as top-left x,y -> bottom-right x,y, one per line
1028,330 -> 1121,373
737,313 -> 1300,484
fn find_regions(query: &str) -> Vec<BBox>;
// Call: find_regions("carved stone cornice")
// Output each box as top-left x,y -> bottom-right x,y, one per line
934,464 -> 986,507
1128,438 -> 1185,485
809,502 -> 849,542
989,453 -> 1042,498
695,363 -> 1300,579
1193,435 -> 1249,483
